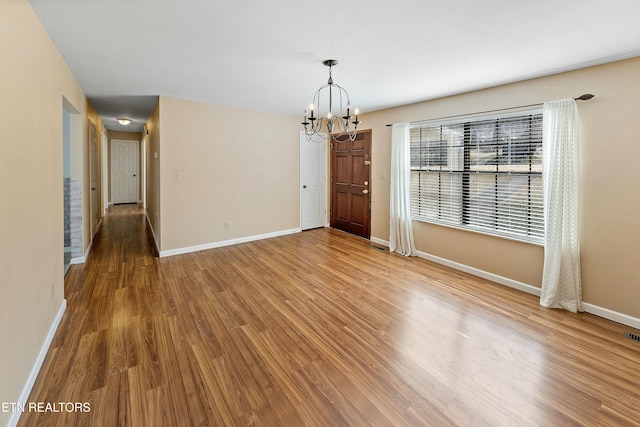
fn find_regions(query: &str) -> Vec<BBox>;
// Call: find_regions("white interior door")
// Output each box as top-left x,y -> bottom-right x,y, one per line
111,139 -> 139,204
300,132 -> 327,230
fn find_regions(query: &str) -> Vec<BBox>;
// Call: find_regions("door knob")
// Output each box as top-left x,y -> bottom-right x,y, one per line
303,185 -> 307,189
364,181 -> 368,186
91,187 -> 96,190
362,189 -> 369,194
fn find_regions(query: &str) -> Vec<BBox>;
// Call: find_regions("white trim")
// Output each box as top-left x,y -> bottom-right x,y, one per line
415,249 -> 542,296
7,300 -> 66,427
370,236 -> 390,247
69,239 -> 92,265
300,132 -> 328,231
145,211 -> 161,255
582,303 -> 640,330
83,241 -> 92,259
141,136 -> 147,210
102,128 -> 109,212
68,240 -> 91,265
370,236 -> 640,329
159,228 -> 301,258
414,249 -> 640,330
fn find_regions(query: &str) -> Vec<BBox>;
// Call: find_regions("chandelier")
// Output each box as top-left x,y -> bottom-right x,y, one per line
302,60 -> 360,142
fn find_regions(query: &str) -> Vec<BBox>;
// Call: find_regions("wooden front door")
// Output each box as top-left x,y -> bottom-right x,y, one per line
331,130 -> 371,239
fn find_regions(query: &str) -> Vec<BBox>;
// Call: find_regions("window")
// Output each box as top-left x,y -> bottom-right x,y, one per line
410,111 -> 543,243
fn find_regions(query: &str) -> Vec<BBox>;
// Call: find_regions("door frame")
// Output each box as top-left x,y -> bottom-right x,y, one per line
89,120 -> 100,240
141,135 -> 147,209
110,139 -> 140,204
300,132 -> 329,230
102,128 -> 109,214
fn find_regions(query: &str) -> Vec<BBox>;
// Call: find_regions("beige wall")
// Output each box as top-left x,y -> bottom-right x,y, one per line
2,4 -> 638,422
363,57 -> 640,319
0,1 -> 93,425
157,96 -> 300,252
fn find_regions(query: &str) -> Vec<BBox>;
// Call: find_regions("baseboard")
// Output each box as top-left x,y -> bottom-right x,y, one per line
144,211 -> 161,255
7,299 -> 67,427
370,236 -> 390,247
83,241 -> 92,260
69,240 -> 92,265
413,249 -> 640,330
582,303 -> 640,330
144,211 -> 156,238
159,228 -> 302,258
415,249 -> 542,296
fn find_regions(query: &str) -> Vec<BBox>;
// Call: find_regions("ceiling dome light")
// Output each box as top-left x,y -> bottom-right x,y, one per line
117,118 -> 132,125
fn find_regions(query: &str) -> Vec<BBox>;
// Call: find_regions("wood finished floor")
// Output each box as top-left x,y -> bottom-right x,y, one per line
19,204 -> 640,426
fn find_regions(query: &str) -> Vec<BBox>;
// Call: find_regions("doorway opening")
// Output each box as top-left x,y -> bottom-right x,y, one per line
111,139 -> 140,205
300,132 -> 328,230
62,97 -> 82,273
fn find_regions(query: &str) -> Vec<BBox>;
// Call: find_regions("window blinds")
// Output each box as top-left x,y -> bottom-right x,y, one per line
410,111 -> 544,243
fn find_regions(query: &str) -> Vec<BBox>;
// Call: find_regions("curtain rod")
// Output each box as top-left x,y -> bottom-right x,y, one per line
384,94 -> 595,127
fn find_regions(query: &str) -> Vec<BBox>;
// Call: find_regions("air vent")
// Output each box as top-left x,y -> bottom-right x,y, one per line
624,331 -> 640,343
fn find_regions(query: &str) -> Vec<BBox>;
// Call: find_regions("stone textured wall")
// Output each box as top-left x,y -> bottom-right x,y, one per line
63,178 -> 71,248
69,180 -> 82,258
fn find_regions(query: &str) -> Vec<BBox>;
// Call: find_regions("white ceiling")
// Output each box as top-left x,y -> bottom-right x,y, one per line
30,0 -> 640,130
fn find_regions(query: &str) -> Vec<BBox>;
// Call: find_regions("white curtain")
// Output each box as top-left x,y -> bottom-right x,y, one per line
390,123 -> 416,256
540,99 -> 582,312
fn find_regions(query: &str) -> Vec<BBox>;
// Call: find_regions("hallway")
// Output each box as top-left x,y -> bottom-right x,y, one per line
21,204 -> 162,426
18,206 -> 640,426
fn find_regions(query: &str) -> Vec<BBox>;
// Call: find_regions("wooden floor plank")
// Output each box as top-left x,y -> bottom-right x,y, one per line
17,204 -> 640,426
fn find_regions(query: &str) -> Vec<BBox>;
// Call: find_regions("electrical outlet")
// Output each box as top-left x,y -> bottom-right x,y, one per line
224,221 -> 230,230
175,171 -> 182,180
